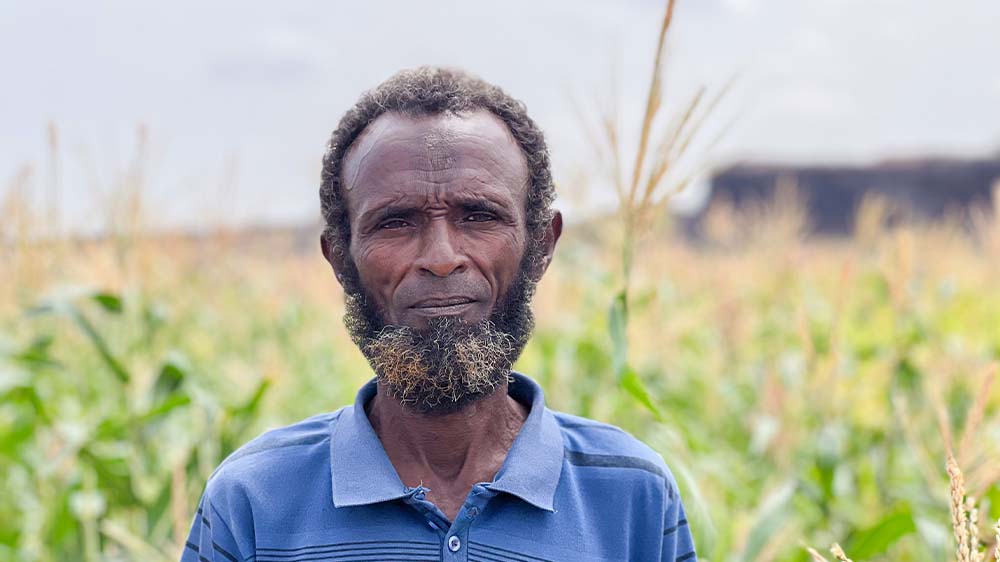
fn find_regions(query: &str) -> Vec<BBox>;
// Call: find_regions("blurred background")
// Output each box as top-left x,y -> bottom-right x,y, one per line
3,1 -> 1000,561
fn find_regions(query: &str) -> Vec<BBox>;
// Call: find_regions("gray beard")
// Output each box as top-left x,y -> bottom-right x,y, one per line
359,316 -> 517,414
342,272 -> 536,415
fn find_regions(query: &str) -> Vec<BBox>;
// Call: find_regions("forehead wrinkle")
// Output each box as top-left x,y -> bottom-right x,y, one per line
354,147 -> 519,191
419,136 -> 528,197
346,135 -> 429,191
343,110 -> 530,217
347,111 -> 524,173
344,114 -> 456,181
433,128 -> 529,203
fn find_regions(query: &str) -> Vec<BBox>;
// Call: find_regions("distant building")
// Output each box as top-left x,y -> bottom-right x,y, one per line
687,156 -> 1000,236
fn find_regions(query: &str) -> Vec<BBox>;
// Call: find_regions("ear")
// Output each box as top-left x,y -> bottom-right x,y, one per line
320,235 -> 346,287
531,210 -> 562,281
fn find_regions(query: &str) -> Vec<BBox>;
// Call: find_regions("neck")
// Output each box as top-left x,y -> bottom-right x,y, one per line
367,379 -> 529,484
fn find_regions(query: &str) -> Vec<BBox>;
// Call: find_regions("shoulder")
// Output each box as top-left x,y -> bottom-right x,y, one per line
552,410 -> 680,498
204,409 -> 342,499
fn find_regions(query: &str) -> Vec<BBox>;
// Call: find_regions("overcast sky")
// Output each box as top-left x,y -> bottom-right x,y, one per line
3,0 -> 999,230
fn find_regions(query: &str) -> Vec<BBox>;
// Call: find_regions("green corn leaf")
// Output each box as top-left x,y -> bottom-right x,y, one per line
23,292 -> 131,383
139,393 -> 192,422
608,290 -> 629,375
620,365 -> 664,421
739,480 -> 797,562
12,335 -> 60,367
91,292 -> 124,314
844,507 -> 916,559
152,354 -> 188,405
68,306 -> 130,383
231,378 -> 271,419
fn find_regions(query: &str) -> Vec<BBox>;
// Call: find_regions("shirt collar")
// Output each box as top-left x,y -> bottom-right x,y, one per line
329,372 -> 564,512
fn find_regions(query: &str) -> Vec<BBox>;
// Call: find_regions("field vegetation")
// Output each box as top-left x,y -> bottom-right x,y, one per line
5,159 -> 1000,561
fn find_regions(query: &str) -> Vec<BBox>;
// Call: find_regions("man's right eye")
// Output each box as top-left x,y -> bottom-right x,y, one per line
378,219 -> 410,230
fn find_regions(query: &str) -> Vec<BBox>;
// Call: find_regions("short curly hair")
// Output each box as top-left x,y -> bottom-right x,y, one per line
319,67 -> 556,287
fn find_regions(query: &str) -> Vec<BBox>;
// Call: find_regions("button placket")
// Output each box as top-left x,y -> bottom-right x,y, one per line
445,490 -> 493,560
402,486 -> 451,539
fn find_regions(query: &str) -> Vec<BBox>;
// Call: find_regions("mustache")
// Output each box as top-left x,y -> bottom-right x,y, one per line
393,275 -> 492,310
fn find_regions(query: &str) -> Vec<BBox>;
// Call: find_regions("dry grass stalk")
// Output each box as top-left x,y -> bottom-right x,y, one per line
972,180 -> 1000,259
878,227 -> 915,311
890,393 -> 941,490
973,461 -> 1000,499
947,452 -> 992,562
826,259 -> 851,352
931,377 -> 955,456
756,523 -> 797,562
170,459 -> 188,551
580,0 -> 726,287
795,301 -> 816,368
949,453 -> 972,562
829,543 -> 853,562
993,519 -> 999,562
625,0 -> 676,217
958,363 -> 998,466
100,520 -> 174,562
967,497 -> 983,562
806,547 -> 830,562
853,194 -> 889,248
47,121 -> 62,240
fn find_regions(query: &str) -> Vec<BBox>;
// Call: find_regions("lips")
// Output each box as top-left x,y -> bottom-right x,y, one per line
411,296 -> 476,308
408,295 -> 478,316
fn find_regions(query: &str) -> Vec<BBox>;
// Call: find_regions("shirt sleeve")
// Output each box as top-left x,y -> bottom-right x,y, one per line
661,487 -> 697,562
180,495 -> 244,562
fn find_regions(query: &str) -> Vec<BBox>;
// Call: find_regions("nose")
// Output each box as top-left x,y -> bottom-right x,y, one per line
414,220 -> 469,277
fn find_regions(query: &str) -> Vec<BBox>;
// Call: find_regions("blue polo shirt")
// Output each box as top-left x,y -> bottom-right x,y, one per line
182,373 -> 697,562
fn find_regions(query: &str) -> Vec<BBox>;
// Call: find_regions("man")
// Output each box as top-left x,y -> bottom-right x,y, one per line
182,67 -> 697,562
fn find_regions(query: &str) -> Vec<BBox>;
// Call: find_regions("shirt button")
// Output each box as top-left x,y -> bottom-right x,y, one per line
468,506 -> 479,518
448,536 -> 461,552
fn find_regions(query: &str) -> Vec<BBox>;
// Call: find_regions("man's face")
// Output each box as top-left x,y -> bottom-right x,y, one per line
341,110 -> 530,332
325,109 -> 558,413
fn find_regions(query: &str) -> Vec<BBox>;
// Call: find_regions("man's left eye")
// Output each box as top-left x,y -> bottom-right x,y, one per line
465,212 -> 496,223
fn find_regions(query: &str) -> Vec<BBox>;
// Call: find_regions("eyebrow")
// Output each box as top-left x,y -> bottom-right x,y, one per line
360,195 -> 514,225
363,205 -> 418,226
457,197 -> 508,216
